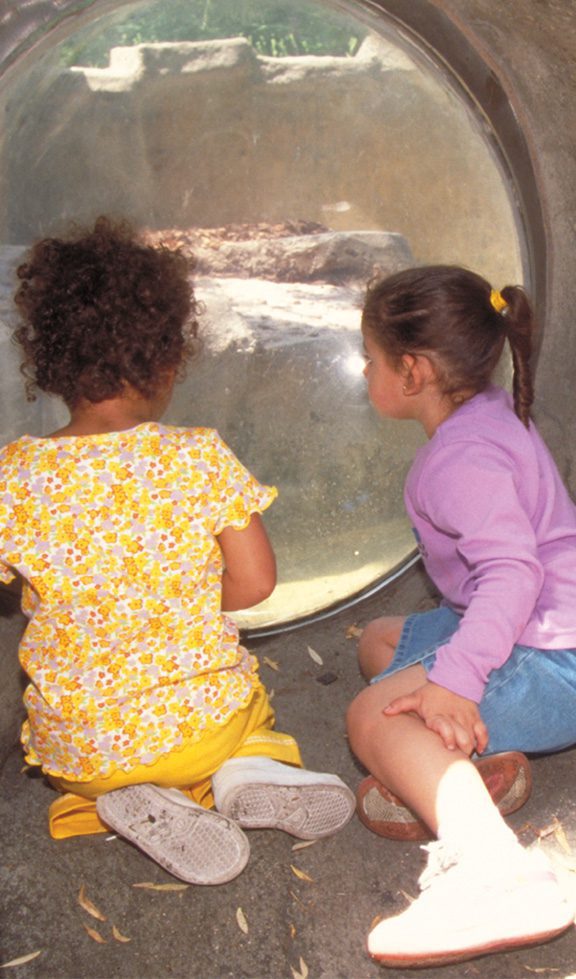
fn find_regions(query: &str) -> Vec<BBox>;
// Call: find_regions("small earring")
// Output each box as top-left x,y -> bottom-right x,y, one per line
402,384 -> 408,394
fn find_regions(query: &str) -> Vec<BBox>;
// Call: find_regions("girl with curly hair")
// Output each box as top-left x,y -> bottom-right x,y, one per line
1,217 -> 354,885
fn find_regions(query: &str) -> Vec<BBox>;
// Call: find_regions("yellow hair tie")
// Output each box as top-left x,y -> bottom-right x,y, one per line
490,289 -> 508,314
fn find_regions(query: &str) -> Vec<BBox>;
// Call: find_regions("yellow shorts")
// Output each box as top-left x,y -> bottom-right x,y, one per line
48,683 -> 302,839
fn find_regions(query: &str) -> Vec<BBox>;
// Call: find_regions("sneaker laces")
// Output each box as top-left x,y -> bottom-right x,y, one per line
417,836 -> 539,897
417,840 -> 461,892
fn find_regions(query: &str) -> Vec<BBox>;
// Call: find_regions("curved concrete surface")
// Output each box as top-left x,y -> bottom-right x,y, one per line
2,3 -> 576,977
383,0 -> 576,486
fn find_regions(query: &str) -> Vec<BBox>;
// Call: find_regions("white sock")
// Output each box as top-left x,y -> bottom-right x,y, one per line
435,759 -> 521,861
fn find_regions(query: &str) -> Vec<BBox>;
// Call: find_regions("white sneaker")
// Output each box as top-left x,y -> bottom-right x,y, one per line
367,841 -> 574,968
212,756 -> 355,839
96,784 -> 250,885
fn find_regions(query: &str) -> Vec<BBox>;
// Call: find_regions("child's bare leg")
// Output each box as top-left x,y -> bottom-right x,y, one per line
347,664 -> 510,840
348,666 -> 573,965
358,615 -> 406,680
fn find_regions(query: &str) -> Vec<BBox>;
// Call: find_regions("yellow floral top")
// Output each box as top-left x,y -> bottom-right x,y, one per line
0,425 -> 277,781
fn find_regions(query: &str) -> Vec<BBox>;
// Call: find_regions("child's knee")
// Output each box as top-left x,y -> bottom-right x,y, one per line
346,687 -> 375,749
358,616 -> 401,679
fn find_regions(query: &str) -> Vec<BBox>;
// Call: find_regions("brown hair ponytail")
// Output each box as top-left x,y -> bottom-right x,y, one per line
362,265 -> 536,427
499,285 -> 534,427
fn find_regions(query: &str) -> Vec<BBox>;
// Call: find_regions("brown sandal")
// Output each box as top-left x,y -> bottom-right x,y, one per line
356,751 -> 532,841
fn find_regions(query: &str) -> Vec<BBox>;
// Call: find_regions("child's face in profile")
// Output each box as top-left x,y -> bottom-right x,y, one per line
362,328 -> 409,421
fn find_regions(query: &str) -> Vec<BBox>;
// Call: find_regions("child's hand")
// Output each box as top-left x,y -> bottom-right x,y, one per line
383,681 -> 488,755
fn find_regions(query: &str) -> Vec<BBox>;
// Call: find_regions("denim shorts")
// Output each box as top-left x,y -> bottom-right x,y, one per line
371,606 -> 576,756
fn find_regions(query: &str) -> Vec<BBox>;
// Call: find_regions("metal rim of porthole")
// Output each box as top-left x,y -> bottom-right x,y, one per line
0,0 -> 546,637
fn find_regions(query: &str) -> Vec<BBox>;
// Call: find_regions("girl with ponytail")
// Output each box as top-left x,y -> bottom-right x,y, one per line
347,265 -> 576,968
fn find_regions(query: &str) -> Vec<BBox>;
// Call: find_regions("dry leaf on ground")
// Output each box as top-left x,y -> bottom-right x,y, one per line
522,967 -> 560,974
535,817 -> 572,854
307,645 -> 323,666
112,925 -> 131,943
289,889 -> 306,907
345,624 -> 363,639
552,817 -> 572,854
133,882 -> 189,891
236,907 -> 249,934
537,820 -> 561,840
83,924 -> 107,944
291,956 -> 309,979
399,889 -> 416,904
292,840 -> 317,852
0,951 -> 43,969
290,865 -> 315,883
78,884 -> 107,921
263,656 -> 280,671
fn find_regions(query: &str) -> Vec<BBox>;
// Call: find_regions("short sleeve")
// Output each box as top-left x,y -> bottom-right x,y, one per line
203,431 -> 277,535
0,447 -> 20,584
0,561 -> 15,584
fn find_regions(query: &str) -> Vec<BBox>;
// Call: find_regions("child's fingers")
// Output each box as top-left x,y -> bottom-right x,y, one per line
472,718 -> 489,754
427,714 -> 473,753
382,693 -> 419,716
426,715 -> 457,750
384,689 -> 484,756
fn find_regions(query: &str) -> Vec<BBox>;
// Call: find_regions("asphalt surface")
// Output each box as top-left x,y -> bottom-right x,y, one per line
2,565 -> 576,979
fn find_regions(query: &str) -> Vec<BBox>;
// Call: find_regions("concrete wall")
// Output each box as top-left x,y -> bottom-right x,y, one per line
433,0 -> 576,488
1,32 -> 519,281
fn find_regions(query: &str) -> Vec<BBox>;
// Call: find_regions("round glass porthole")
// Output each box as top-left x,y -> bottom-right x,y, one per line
0,0 -> 525,630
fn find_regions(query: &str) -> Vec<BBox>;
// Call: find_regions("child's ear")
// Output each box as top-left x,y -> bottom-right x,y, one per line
400,353 -> 436,394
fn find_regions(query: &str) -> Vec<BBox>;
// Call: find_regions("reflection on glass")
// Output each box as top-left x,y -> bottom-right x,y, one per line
0,0 -> 523,628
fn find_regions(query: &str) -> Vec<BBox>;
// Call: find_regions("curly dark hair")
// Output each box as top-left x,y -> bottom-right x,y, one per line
13,216 -> 200,406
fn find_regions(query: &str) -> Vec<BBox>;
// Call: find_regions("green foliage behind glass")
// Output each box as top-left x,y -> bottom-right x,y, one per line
61,0 -> 366,66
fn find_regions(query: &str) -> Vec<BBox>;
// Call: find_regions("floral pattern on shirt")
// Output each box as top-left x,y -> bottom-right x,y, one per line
0,425 -> 277,780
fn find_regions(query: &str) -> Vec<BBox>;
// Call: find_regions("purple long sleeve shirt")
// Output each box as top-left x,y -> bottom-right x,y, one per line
405,385 -> 576,702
